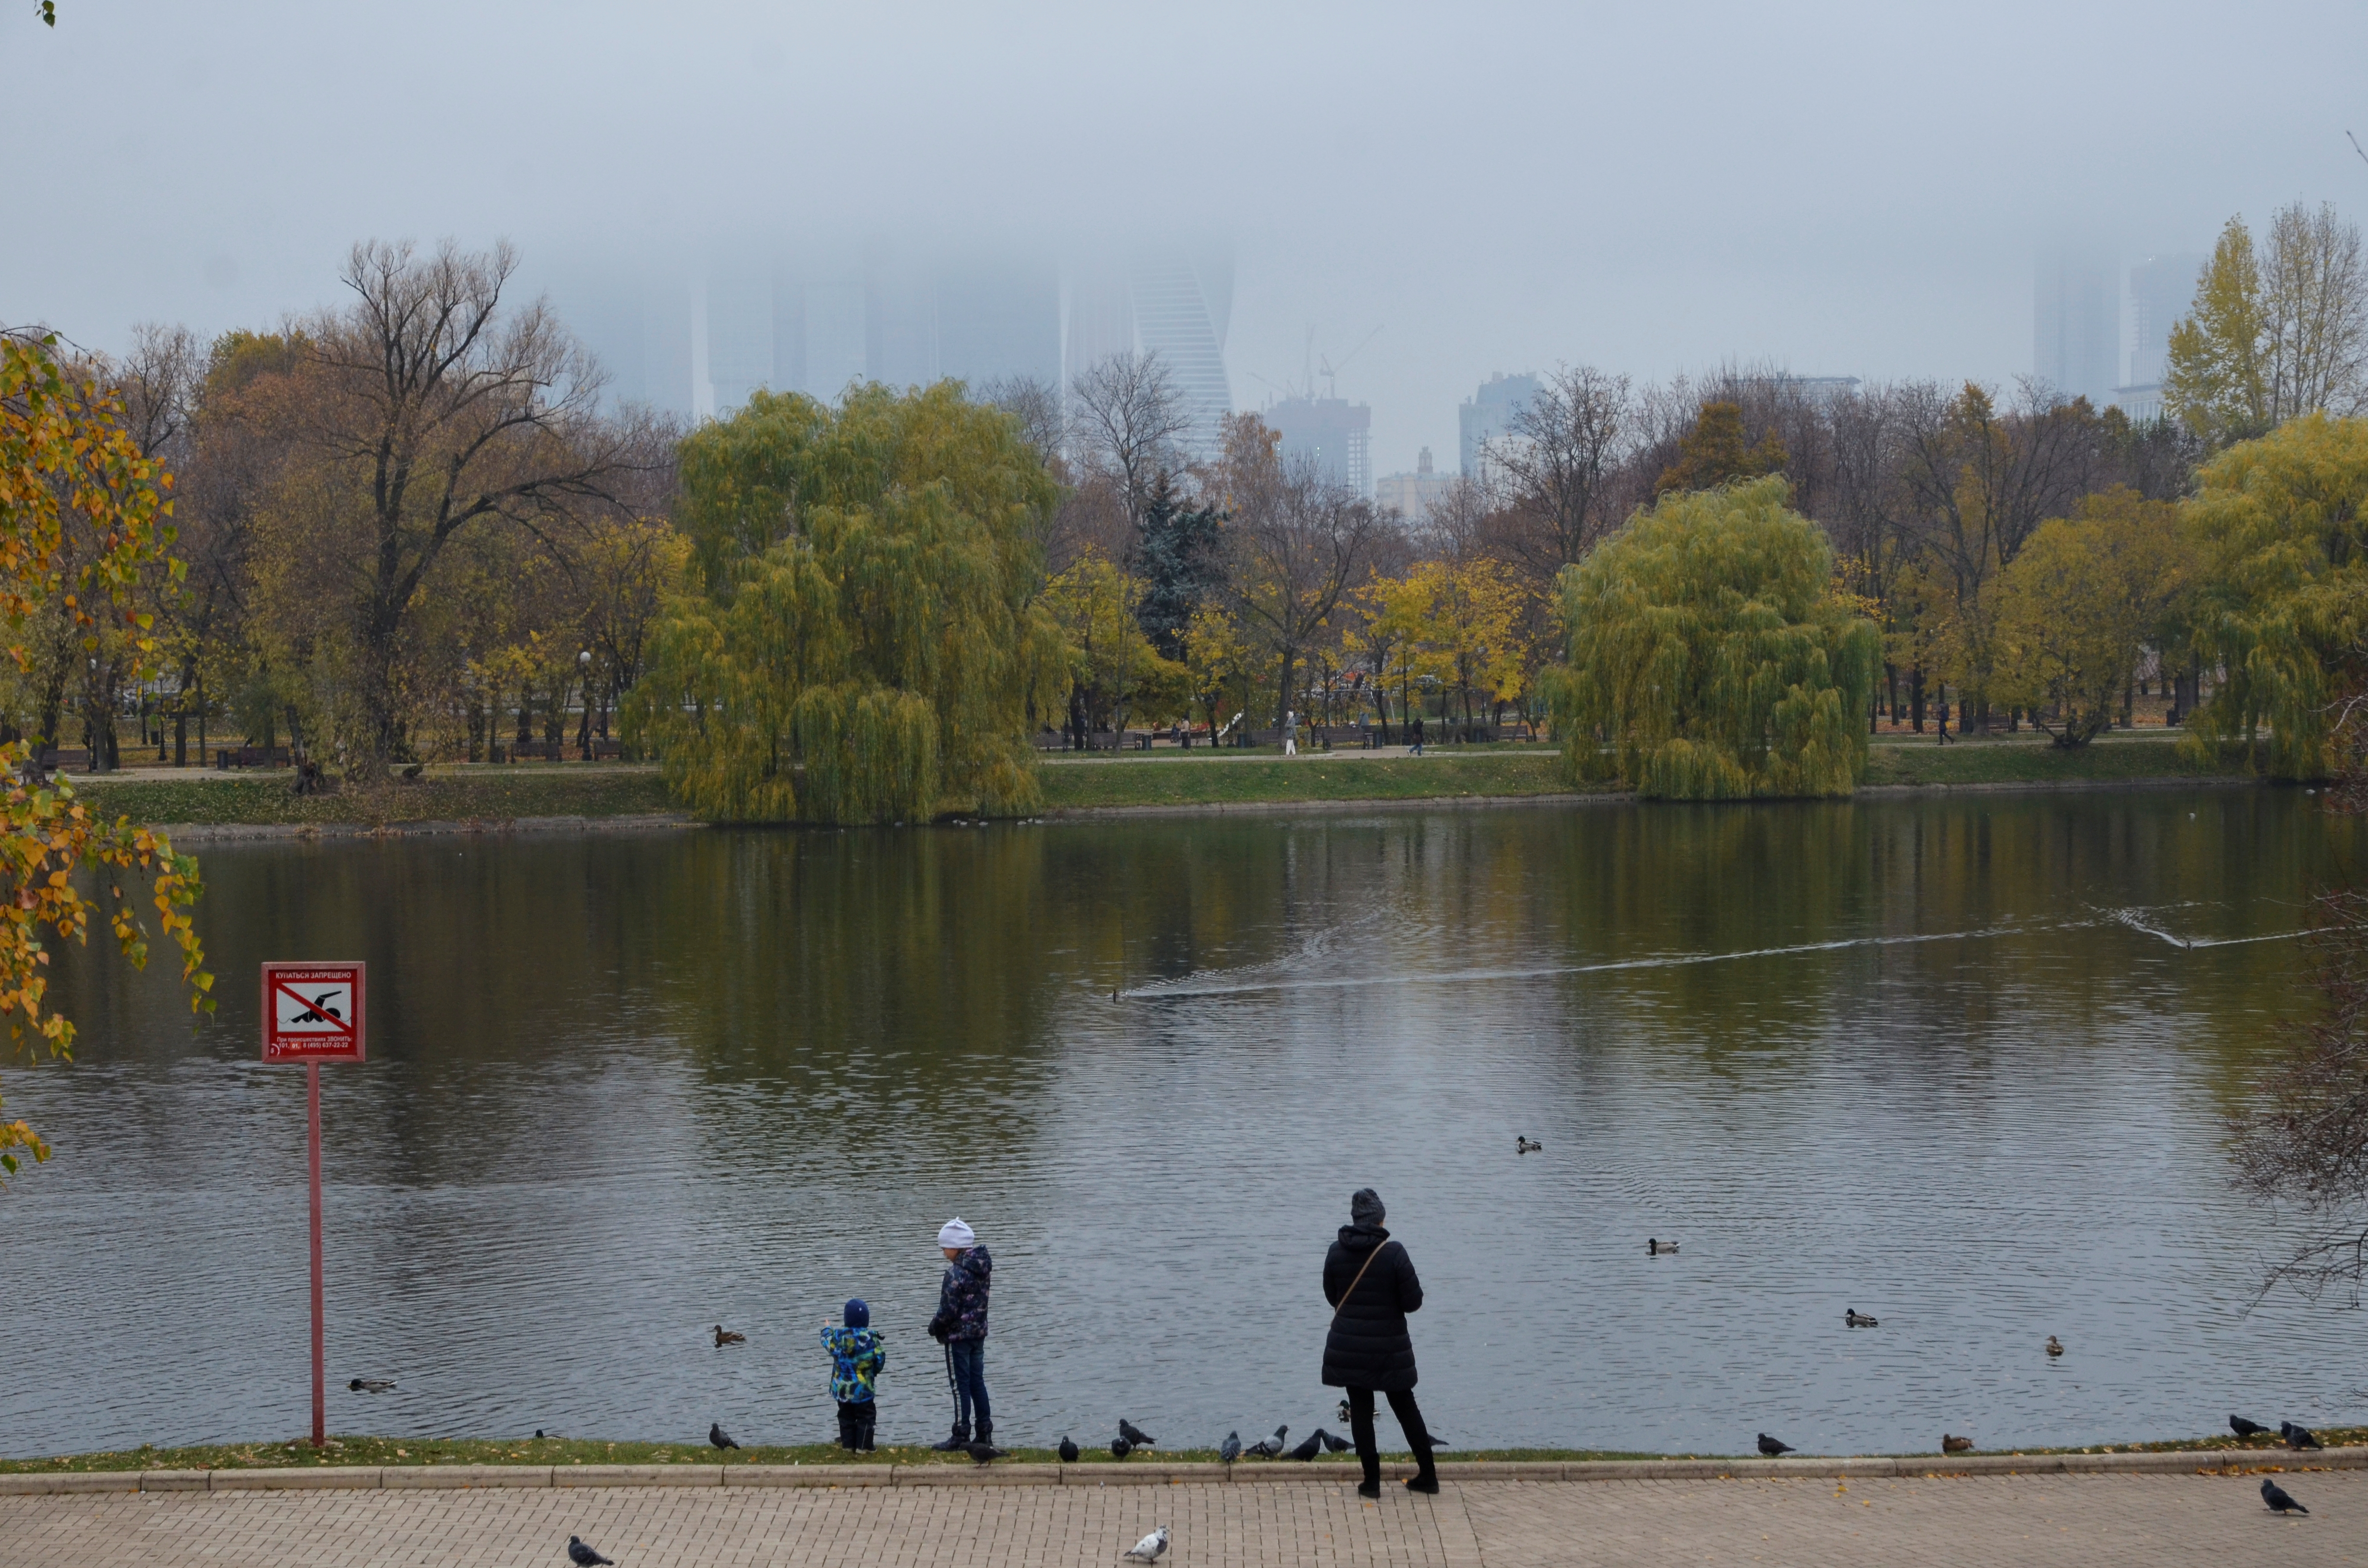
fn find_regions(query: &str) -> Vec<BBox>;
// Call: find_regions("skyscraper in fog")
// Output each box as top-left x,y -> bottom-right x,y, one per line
1265,393 -> 1371,496
2127,253 -> 2205,382
1459,372 -> 1538,478
1065,248 -> 1235,458
2033,246 -> 2117,405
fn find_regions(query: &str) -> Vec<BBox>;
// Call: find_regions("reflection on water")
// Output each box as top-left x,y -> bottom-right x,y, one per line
0,789 -> 2358,1458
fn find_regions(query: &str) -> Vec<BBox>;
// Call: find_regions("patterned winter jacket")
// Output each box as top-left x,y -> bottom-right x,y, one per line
929,1245 -> 993,1343
819,1325 -> 886,1403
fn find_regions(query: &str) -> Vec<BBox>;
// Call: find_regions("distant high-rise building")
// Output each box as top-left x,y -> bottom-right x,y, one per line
2114,251 -> 2205,420
1124,254 -> 1233,459
1266,393 -> 1372,497
1374,447 -> 1454,521
2034,246 -> 2118,406
1459,372 -> 1539,479
580,245 -> 1063,419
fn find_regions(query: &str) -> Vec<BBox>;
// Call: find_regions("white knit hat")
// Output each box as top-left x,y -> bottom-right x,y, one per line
937,1217 -> 976,1250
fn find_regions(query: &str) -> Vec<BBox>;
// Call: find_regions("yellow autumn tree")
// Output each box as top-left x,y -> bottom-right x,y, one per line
1544,476 -> 1880,798
1990,490 -> 2190,746
0,332 -> 211,1180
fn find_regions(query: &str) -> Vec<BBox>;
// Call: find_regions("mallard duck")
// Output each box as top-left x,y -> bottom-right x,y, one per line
1648,1237 -> 1678,1255
1942,1434 -> 1973,1454
2044,1335 -> 2063,1358
347,1377 -> 395,1393
1844,1309 -> 1878,1328
1516,1137 -> 1542,1154
713,1324 -> 746,1348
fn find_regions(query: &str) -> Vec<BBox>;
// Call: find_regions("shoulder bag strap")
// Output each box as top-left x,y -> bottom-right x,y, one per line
1329,1240 -> 1397,1324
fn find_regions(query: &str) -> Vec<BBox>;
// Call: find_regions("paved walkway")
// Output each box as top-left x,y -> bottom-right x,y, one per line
3,1471 -> 2358,1568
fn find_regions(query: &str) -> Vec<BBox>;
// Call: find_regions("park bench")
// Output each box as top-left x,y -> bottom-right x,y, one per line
212,746 -> 289,770
584,737 -> 626,760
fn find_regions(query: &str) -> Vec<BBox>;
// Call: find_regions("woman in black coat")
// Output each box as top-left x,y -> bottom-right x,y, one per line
1323,1188 -> 1439,1495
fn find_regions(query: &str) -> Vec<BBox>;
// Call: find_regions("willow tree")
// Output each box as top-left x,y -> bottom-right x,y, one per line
1545,476 -> 1880,799
627,382 -> 1067,823
2180,412 -> 2368,779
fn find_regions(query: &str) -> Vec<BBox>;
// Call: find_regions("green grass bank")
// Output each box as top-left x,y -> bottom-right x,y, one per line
62,733 -> 2273,833
8,1426 -> 2358,1473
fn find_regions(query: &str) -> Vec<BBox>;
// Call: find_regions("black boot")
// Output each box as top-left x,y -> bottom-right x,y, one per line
1404,1456 -> 1440,1494
837,1409 -> 859,1451
931,1423 -> 970,1451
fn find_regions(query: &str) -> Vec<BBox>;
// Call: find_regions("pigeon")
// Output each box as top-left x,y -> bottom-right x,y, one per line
1123,1526 -> 1170,1562
1059,1436 -> 1080,1463
1285,1431 -> 1324,1461
1319,1430 -> 1352,1453
1245,1425 -> 1289,1459
1119,1419 -> 1158,1448
1844,1309 -> 1878,1328
1516,1137 -> 1541,1154
2045,1336 -> 2064,1358
2281,1421 -> 2323,1451
709,1422 -> 740,1451
347,1378 -> 395,1393
2261,1477 -> 2309,1515
1942,1434 -> 1973,1454
965,1441 -> 1006,1465
713,1325 -> 746,1348
535,1430 -> 546,1440
568,1538 -> 615,1567
1111,1437 -> 1133,1460
1757,1433 -> 1794,1457
1648,1238 -> 1678,1256
1218,1431 -> 1241,1464
2231,1415 -> 2271,1439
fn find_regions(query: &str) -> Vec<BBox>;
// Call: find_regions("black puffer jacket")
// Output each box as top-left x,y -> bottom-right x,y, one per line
1321,1224 -> 1423,1390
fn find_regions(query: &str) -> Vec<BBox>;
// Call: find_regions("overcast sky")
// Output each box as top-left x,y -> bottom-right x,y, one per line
9,0 -> 2367,473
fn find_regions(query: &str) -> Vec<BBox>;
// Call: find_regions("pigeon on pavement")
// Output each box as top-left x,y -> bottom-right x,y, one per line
2282,1421 -> 2323,1450
1123,1526 -> 1170,1562
1218,1431 -> 1241,1464
1059,1436 -> 1080,1463
1119,1419 -> 1158,1447
347,1378 -> 395,1393
568,1537 -> 615,1567
710,1423 -> 740,1451
2262,1477 -> 2309,1515
1757,1433 -> 1794,1457
1110,1437 -> 1133,1460
1285,1432 -> 1323,1461
965,1442 -> 1006,1465
2231,1416 -> 2270,1439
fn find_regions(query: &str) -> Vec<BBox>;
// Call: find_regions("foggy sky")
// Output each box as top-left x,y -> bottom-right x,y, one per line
9,0 -> 2366,475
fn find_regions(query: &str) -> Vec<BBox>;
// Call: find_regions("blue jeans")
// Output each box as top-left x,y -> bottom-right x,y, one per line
950,1339 -> 991,1435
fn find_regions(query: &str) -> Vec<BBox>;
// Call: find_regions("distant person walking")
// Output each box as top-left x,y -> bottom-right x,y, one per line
1322,1188 -> 1439,1497
927,1217 -> 994,1450
1936,699 -> 1952,744
1283,709 -> 1298,756
1409,715 -> 1425,756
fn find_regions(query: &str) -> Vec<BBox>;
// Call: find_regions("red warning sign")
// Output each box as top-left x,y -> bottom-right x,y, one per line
261,963 -> 367,1062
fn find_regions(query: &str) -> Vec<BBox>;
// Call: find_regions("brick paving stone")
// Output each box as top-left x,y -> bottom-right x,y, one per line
0,1470 -> 2360,1568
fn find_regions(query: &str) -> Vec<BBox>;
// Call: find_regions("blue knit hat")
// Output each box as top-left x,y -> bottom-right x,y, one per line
843,1298 -> 870,1329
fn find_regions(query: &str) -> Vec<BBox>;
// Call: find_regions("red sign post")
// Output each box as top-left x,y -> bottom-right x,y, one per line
262,963 -> 366,1448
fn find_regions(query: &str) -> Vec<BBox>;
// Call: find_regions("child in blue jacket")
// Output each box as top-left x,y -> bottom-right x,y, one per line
819,1298 -> 886,1451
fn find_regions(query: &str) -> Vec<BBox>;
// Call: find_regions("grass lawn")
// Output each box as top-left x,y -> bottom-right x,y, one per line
52,735 -> 2277,832
7,1426 -> 2354,1472
66,765 -> 676,830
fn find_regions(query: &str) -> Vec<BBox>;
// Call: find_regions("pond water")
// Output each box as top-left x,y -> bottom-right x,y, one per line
1,788 -> 2359,1460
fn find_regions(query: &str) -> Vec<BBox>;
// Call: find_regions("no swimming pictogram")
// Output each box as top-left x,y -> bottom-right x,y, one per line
261,962 -> 367,1062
